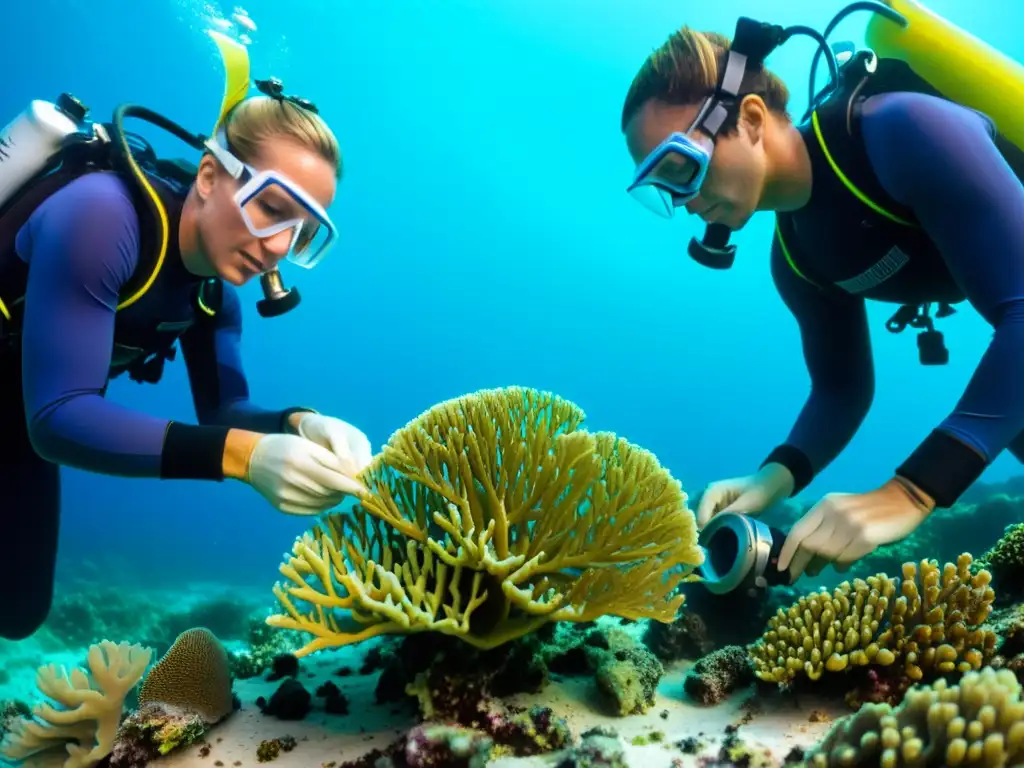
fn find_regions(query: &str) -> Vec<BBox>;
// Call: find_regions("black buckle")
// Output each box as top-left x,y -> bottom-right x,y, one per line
886,303 -> 954,365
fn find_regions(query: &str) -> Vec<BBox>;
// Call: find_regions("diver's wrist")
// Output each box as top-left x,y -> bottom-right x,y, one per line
222,429 -> 263,481
757,462 -> 795,500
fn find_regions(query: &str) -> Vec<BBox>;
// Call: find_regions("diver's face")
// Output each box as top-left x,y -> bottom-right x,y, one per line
196,138 -> 336,286
624,97 -> 768,231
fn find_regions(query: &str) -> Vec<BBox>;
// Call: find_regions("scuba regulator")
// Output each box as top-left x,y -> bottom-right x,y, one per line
686,1 -> 908,268
108,82 -> 311,320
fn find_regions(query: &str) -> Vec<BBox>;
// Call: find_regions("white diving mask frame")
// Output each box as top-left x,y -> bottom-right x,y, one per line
204,129 -> 337,268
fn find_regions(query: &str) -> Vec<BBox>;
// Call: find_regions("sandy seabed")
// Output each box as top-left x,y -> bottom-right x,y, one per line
4,636 -> 846,768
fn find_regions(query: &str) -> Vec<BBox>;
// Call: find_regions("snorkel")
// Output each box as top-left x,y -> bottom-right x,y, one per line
684,1 -> 909,269
207,30 -> 302,317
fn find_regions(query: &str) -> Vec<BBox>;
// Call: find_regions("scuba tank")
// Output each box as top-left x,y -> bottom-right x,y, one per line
0,95 -> 90,211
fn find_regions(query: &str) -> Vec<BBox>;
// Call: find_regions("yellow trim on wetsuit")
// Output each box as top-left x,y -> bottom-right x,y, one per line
778,109 -> 921,284
810,110 -> 916,227
774,220 -> 815,285
196,281 -> 217,316
0,298 -> 10,322
115,153 -> 169,311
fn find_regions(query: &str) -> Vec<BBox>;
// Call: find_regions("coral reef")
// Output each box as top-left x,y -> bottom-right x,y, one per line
748,554 -> 998,693
137,627 -> 234,726
806,666 -> 1024,766
0,640 -> 151,768
226,617 -> 305,680
682,645 -> 754,706
105,702 -> 207,767
267,386 -> 703,655
369,619 -> 666,721
974,522 -> 1024,605
37,589 -> 264,658
643,584 -> 802,662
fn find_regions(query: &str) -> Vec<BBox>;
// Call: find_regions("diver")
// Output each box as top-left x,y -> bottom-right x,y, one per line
0,60 -> 372,640
620,1 -> 1024,586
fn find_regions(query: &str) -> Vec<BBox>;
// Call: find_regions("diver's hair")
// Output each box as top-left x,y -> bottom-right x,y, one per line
620,27 -> 791,134
223,95 -> 343,178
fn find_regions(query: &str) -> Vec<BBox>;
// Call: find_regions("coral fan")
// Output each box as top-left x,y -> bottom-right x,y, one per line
0,641 -> 151,768
267,386 -> 703,655
748,554 -> 997,688
806,666 -> 1024,766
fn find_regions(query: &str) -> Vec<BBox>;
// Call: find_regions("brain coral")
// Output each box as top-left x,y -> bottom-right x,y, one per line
267,386 -> 704,656
138,628 -> 234,724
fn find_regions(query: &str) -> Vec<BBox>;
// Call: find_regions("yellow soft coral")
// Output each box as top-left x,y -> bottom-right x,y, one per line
807,666 -> 1024,766
748,554 -> 997,685
268,386 -> 703,656
0,640 -> 151,768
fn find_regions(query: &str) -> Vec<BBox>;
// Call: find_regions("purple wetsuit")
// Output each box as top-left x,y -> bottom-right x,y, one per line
2,171 -> 305,639
763,91 -> 1024,506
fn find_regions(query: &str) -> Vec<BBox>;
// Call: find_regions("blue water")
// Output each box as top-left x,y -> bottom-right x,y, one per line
5,0 -> 1022,595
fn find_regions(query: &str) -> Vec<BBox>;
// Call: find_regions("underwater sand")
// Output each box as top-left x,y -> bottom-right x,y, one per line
4,635 -> 845,768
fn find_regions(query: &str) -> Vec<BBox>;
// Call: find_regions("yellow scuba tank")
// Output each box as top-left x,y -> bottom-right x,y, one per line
865,0 -> 1024,150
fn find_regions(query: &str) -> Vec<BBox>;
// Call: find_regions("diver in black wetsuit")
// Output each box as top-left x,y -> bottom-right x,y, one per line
0,89 -> 373,641
619,18 -> 1024,582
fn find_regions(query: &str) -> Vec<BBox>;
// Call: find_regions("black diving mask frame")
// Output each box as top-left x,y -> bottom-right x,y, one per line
685,1 -> 909,269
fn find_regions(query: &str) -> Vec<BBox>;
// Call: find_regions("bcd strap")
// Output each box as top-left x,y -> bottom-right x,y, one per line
124,278 -> 221,384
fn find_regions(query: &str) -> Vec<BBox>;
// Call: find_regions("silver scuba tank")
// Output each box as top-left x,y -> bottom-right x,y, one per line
0,95 -> 90,211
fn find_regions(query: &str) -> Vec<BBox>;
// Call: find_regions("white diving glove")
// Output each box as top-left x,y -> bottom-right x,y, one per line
293,413 -> 374,479
247,433 -> 367,516
696,463 -> 795,528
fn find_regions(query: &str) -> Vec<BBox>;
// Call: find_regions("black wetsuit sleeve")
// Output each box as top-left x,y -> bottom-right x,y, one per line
861,91 -> 1024,506
15,172 -> 229,480
761,234 -> 875,494
179,284 -> 313,433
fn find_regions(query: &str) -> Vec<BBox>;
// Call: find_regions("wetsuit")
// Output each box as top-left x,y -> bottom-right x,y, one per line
2,171 -> 306,640
761,90 -> 1024,509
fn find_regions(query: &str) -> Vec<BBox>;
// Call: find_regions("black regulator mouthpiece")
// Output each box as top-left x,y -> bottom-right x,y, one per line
697,511 -> 790,594
257,269 -> 302,318
688,223 -> 737,270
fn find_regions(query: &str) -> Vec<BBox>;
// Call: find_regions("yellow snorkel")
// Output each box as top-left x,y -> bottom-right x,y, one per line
109,29 -> 302,318
207,29 -> 251,135
112,30 -> 251,311
205,29 -> 303,317
865,0 -> 1024,151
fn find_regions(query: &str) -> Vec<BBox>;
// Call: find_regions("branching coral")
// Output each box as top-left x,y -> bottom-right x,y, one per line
748,554 -> 997,687
267,386 -> 703,656
806,666 -> 1024,766
0,640 -> 151,768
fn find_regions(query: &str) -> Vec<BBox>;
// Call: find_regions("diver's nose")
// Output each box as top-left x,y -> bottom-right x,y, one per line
259,229 -> 293,263
684,195 -> 708,217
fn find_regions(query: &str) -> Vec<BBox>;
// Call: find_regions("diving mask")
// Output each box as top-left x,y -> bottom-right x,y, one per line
627,110 -> 716,218
204,129 -> 337,269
